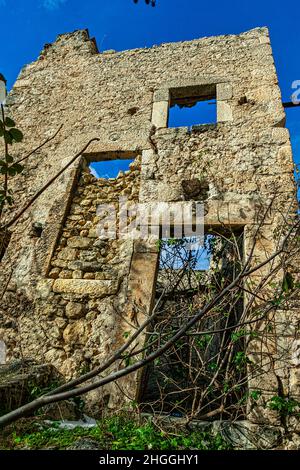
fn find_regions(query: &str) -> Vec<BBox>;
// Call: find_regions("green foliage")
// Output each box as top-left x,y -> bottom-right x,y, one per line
11,423 -> 103,450
29,381 -> 61,400
3,414 -> 231,450
72,396 -> 86,415
267,396 -> 300,416
0,104 -> 24,211
250,390 -> 262,401
231,329 -> 258,342
8,128 -> 23,143
166,238 -> 180,246
0,188 -> 13,205
123,354 -> 134,367
0,118 -> 23,144
4,117 -> 16,128
233,351 -> 249,370
208,361 -> 218,371
231,329 -> 247,342
195,334 -> 212,350
155,239 -> 162,249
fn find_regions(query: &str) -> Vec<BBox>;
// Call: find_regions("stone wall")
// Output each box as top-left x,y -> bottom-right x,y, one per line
36,158 -> 141,382
0,156 -> 143,412
0,26 -> 299,438
49,157 -> 140,281
0,360 -> 58,414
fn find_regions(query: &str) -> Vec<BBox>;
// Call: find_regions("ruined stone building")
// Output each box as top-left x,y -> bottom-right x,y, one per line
0,27 -> 299,446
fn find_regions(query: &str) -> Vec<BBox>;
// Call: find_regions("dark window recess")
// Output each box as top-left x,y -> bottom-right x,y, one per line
138,232 -> 245,419
0,230 -> 11,261
168,84 -> 217,128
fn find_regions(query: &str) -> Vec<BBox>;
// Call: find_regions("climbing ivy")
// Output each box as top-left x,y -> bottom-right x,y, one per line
0,76 -> 24,215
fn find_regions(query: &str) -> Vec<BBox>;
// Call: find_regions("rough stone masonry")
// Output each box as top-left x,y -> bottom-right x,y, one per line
0,26 -> 299,446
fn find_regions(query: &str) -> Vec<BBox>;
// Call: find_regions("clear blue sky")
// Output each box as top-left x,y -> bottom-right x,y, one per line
0,0 -> 299,168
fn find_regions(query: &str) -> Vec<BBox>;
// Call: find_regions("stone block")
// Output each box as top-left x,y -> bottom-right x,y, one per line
36,279 -> 54,300
67,236 -> 91,248
63,320 -> 87,345
141,149 -> 156,165
68,260 -> 102,272
217,100 -> 233,122
272,308 -> 300,338
134,241 -> 159,253
59,270 -> 72,279
247,392 -> 281,426
49,268 -> 60,279
53,279 -> 119,296
72,270 -> 83,279
289,368 -> 300,397
153,88 -> 170,102
0,360 -> 60,413
84,272 -> 95,279
152,101 -> 169,128
65,302 -> 85,319
271,127 -> 290,144
216,82 -> 233,101
57,247 -> 78,261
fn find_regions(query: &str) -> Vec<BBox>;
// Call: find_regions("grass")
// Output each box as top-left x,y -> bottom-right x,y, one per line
0,414 -> 232,450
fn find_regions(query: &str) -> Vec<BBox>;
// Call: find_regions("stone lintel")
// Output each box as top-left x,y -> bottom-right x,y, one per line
53,279 -> 119,296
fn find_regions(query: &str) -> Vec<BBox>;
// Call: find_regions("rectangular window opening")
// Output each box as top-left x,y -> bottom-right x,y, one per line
138,229 -> 246,420
168,84 -> 217,128
86,151 -> 138,179
159,236 -> 211,272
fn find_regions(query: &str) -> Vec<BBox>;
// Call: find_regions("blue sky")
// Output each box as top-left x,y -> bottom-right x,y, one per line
0,0 -> 299,170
